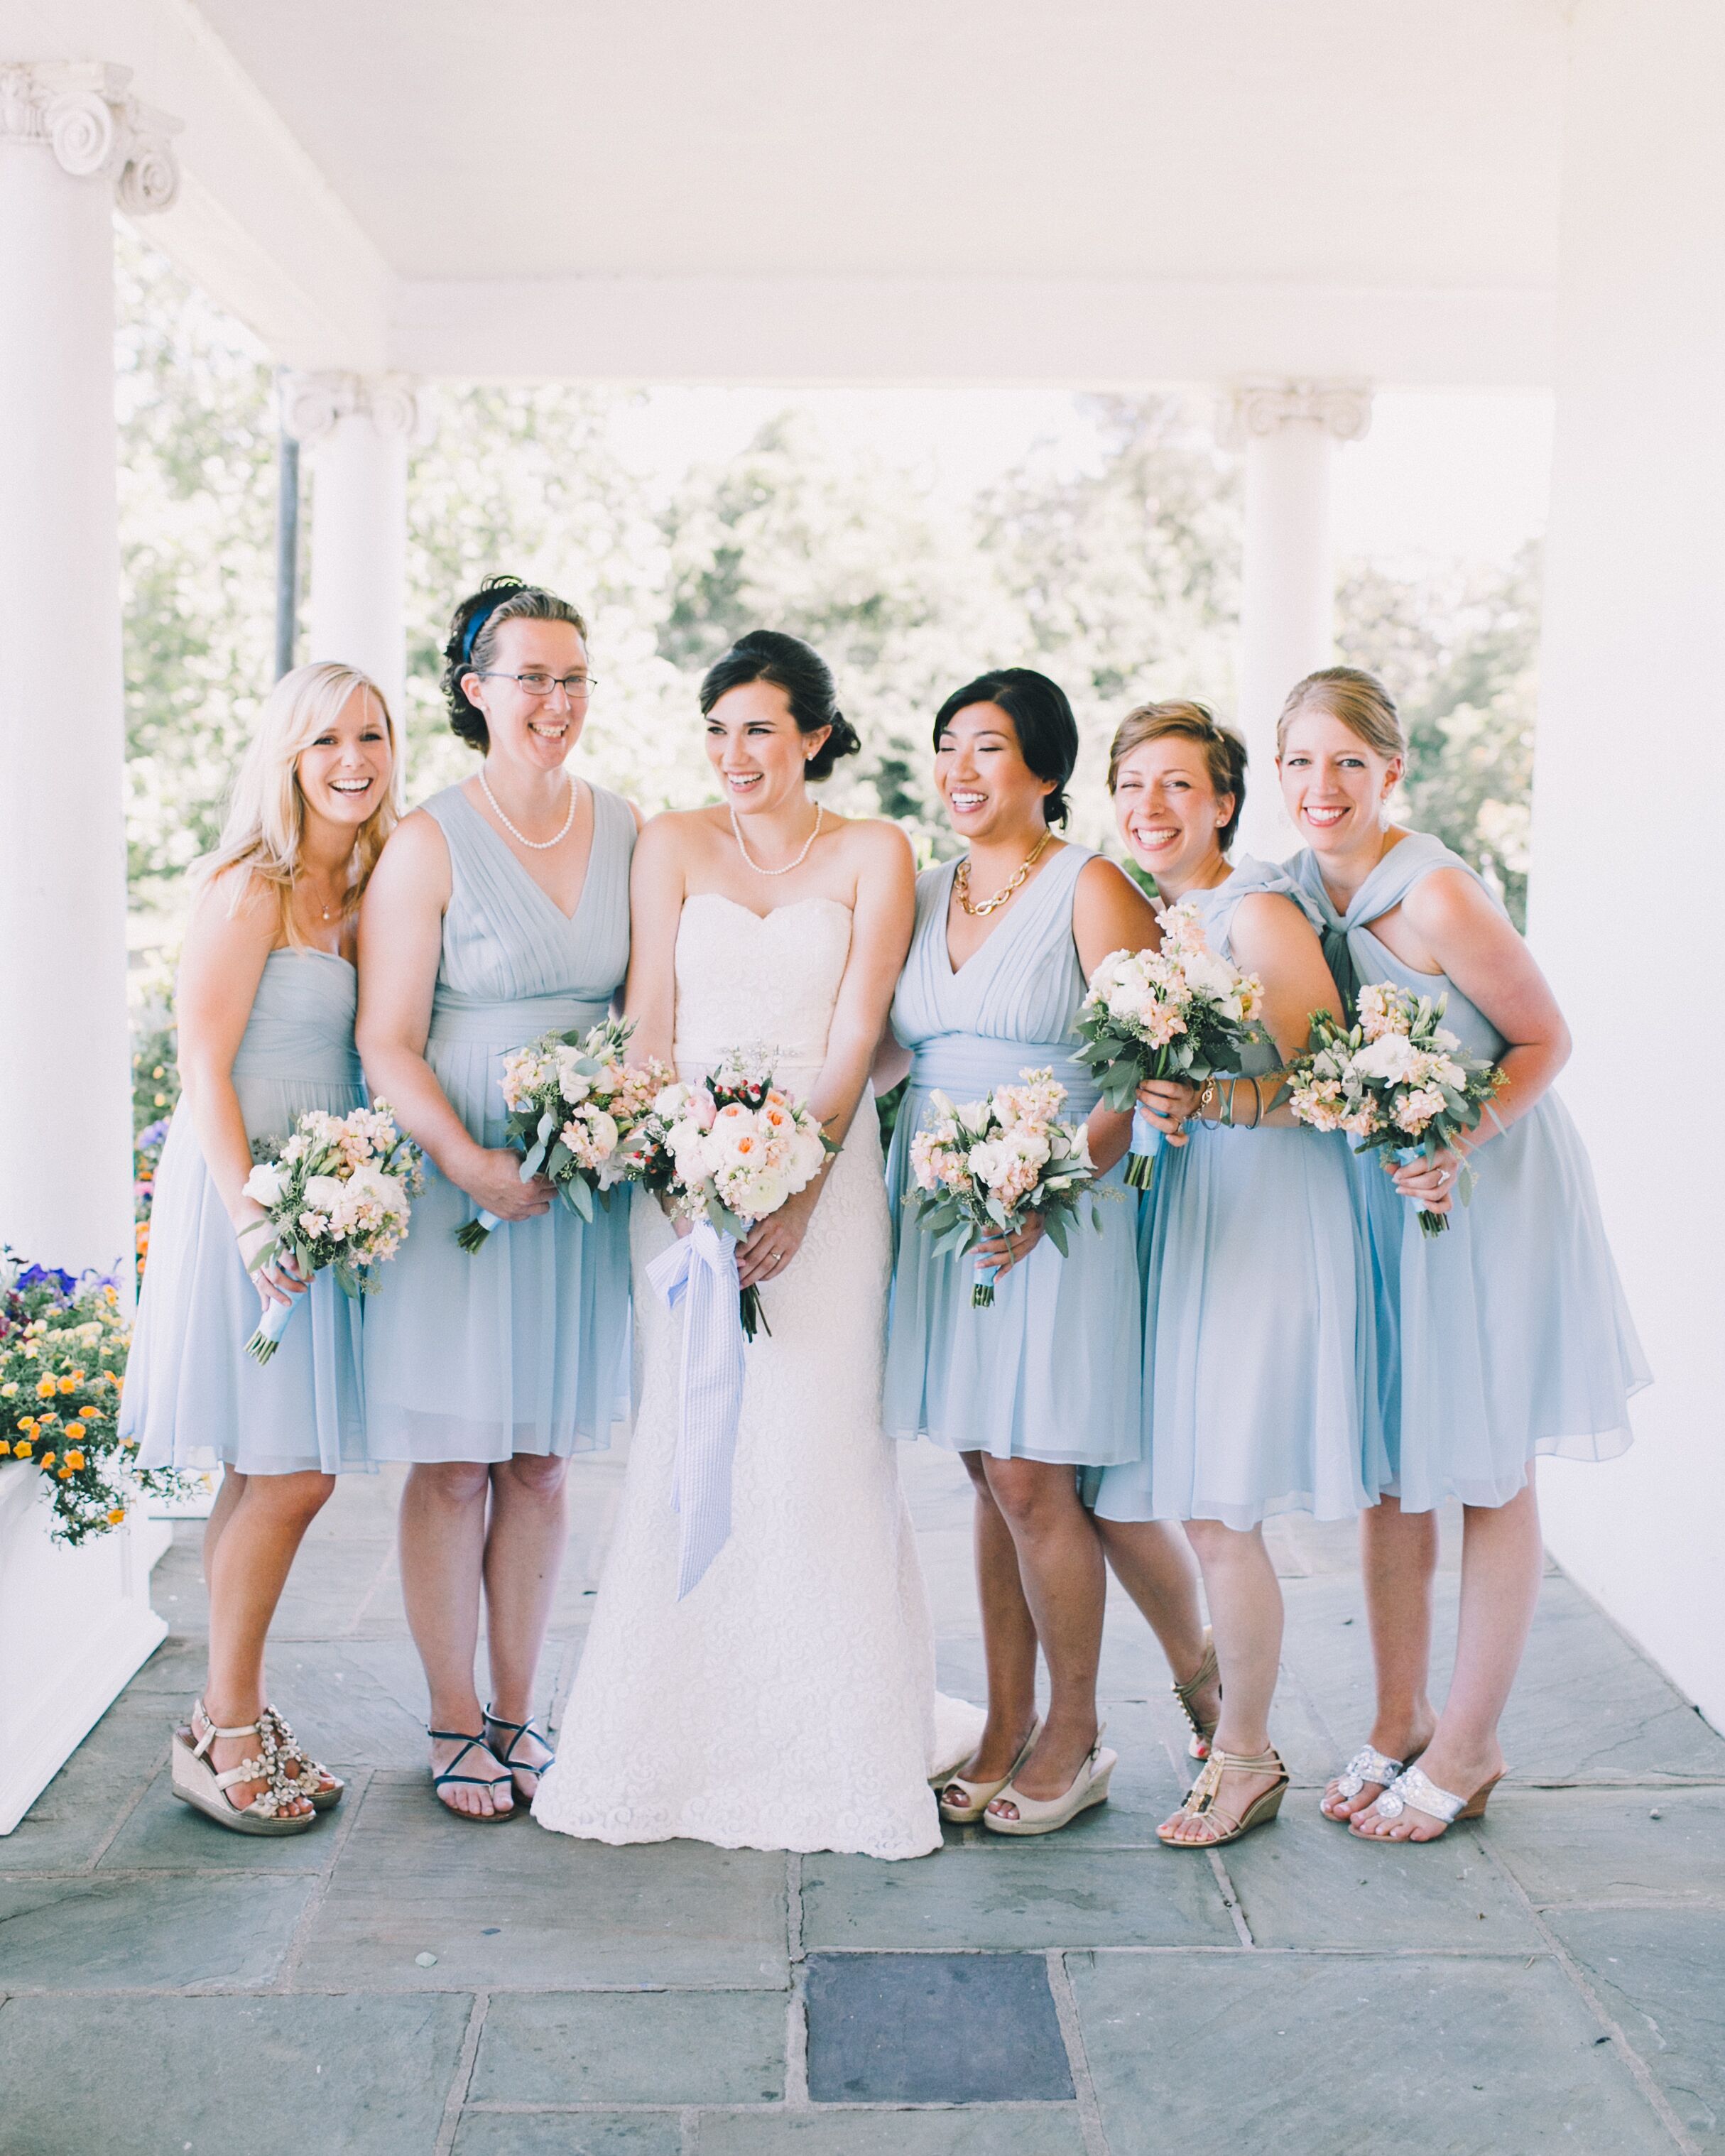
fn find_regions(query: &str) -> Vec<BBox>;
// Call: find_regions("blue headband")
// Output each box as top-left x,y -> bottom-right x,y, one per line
459,587 -> 520,664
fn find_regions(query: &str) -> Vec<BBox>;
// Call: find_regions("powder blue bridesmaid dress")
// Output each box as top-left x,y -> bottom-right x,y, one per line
1087,858 -> 1378,1528
882,843 -> 1141,1466
122,949 -> 368,1476
1289,831 -> 1649,1511
361,780 -> 634,1462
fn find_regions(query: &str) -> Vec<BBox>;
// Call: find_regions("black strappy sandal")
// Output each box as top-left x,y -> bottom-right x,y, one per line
483,1707 -> 555,1802
428,1727 -> 516,1822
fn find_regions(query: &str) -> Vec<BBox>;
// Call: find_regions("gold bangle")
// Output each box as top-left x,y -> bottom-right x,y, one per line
1198,1079 -> 1217,1123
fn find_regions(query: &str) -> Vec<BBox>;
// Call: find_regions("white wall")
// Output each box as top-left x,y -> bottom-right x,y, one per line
1531,0 -> 1725,1725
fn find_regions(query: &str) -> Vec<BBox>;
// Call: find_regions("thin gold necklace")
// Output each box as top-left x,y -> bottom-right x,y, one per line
955,829 -> 1053,916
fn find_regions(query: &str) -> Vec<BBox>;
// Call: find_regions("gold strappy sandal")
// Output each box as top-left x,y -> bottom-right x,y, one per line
1158,1745 -> 1288,1849
1171,1627 -> 1221,1760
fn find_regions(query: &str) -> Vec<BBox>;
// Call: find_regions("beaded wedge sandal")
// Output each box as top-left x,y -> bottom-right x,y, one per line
170,1703 -> 319,1837
1158,1745 -> 1288,1849
937,1717 -> 1044,1826
483,1708 -> 555,1803
1171,1627 -> 1221,1760
1350,1761 -> 1502,1843
263,1705 -> 344,1811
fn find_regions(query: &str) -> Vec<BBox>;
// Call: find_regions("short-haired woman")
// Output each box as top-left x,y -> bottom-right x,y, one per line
1282,666 -> 1649,1842
358,578 -> 640,1820
123,661 -> 399,1834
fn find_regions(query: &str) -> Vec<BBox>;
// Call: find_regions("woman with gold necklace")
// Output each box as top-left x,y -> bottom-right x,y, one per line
881,669 -> 1160,1835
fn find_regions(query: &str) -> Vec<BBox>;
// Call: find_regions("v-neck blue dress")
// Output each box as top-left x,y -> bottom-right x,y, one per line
881,845 -> 1141,1466
362,781 -> 635,1462
1290,832 -> 1649,1510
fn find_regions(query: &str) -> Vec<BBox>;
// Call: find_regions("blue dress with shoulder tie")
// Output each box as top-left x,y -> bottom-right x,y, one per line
1086,857 -> 1378,1528
121,948 -> 369,1476
361,780 -> 635,1463
1289,832 -> 1650,1512
882,844 -> 1141,1466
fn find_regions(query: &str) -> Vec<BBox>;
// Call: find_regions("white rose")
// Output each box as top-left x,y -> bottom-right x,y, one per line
584,1110 -> 620,1160
302,1173 -> 348,1213
1350,1033 -> 1425,1084
653,1082 -> 692,1120
243,1161 -> 288,1207
789,1128 -> 828,1182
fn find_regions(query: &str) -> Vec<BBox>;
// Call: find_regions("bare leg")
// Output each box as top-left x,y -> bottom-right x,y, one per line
399,1460 -> 510,1817
1321,1494 -> 1440,1820
1161,1519 -> 1284,1843
481,1452 -> 570,1797
1094,1516 -> 1215,1715
941,1451 -> 1041,1802
200,1469 -> 334,1814
201,1463 -> 244,1577
1354,1474 -> 1542,1841
981,1458 -> 1106,1814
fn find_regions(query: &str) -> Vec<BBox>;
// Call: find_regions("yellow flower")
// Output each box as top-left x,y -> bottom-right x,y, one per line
66,1449 -> 85,1469
1,1382 -> 15,1398
65,1423 -> 86,1442
69,1369 -> 85,1385
107,1506 -> 125,1525
13,1442 -> 31,1459
36,1378 -> 56,1398
57,1466 -> 72,1481
0,1440 -> 11,1456
58,1377 -> 76,1395
39,1450 -> 55,1467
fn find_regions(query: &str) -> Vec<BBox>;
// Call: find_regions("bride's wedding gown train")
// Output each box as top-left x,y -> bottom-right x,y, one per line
533,893 -> 984,1859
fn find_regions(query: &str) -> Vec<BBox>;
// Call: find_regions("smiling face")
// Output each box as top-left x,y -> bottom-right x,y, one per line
295,685 -> 393,832
704,679 -> 823,813
464,617 -> 590,772
1278,707 -> 1402,860
1111,736 -> 1232,895
934,702 -> 1053,844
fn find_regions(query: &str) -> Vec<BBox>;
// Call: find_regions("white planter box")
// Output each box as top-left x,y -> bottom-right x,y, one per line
0,1460 -> 168,1835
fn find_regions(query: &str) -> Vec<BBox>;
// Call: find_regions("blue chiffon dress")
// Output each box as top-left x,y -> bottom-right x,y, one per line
882,844 -> 1141,1466
121,949 -> 368,1476
1290,832 -> 1649,1511
361,781 -> 635,1462
1087,858 -> 1378,1528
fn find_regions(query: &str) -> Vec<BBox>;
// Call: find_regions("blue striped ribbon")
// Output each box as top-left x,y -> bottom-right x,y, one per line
646,1220 -> 747,1599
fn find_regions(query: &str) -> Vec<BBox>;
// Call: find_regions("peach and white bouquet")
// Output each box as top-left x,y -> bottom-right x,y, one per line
241,1102 -> 423,1361
1288,982 -> 1504,1236
1075,902 -> 1266,1187
459,1016 -> 673,1252
908,1067 -> 1101,1308
626,1047 -> 834,1339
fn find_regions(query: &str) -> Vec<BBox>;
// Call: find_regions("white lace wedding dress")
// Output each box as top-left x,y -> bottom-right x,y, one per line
532,893 -> 983,1859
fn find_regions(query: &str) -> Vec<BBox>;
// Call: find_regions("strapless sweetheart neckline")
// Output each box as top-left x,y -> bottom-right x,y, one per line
682,891 -> 854,928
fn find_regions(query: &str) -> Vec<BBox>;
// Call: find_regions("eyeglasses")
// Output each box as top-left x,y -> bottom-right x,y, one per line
475,671 -> 598,702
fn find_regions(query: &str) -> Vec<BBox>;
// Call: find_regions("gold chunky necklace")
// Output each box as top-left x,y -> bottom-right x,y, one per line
954,830 -> 1053,916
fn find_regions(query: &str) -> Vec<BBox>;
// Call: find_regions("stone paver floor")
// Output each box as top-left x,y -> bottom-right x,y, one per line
4,1446 -> 1723,2155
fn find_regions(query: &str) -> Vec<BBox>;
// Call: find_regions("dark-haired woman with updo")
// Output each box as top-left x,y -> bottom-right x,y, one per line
357,578 -> 641,1821
1082,702 -> 1374,1852
881,670 -> 1155,1837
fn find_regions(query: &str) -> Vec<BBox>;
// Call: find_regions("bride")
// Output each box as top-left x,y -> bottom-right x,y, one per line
533,631 -> 982,1859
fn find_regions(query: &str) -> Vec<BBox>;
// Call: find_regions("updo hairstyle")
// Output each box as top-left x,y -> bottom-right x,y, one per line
1275,665 -> 1406,763
442,575 -> 590,752
932,668 -> 1078,827
698,630 -> 861,782
1106,699 -> 1248,853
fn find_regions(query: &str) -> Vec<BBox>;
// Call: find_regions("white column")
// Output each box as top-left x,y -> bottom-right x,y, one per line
0,64 -> 180,1282
283,372 -> 425,722
1221,381 -> 1372,859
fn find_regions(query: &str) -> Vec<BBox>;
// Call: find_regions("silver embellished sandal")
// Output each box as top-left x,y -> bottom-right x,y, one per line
1351,1761 -> 1503,1842
1320,1742 -> 1413,1822
170,1702 -> 319,1836
263,1704 -> 344,1811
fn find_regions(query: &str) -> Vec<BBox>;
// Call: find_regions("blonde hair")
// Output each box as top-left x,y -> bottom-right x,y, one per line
1107,699 -> 1248,852
196,661 -> 401,942
1275,665 -> 1406,762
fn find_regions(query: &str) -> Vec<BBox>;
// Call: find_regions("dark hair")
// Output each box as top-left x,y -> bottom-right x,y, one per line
1108,699 -> 1248,852
932,668 -> 1077,827
697,630 -> 860,782
442,575 -> 590,752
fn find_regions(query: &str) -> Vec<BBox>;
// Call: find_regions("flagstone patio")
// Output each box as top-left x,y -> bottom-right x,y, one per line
3,1446 -> 1721,2156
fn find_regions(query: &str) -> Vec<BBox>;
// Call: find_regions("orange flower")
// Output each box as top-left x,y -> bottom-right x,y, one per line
65,1422 -> 86,1441
13,1442 -> 31,1459
0,1440 -> 11,1457
35,1378 -> 56,1399
66,1450 -> 85,1470
39,1451 -> 55,1467
58,1376 -> 77,1395
107,1506 -> 125,1525
57,1466 -> 72,1481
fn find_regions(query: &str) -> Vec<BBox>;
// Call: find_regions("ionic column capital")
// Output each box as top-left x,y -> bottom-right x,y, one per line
281,371 -> 432,449
1219,379 -> 1373,450
0,61 -> 180,214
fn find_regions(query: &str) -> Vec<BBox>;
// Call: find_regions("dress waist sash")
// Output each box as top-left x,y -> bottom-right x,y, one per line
427,990 -> 611,1047
908,1036 -> 1098,1118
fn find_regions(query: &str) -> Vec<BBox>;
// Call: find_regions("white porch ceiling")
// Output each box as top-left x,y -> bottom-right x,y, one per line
8,0 -> 1571,383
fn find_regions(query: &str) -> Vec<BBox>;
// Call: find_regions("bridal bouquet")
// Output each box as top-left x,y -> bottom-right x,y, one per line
240,1103 -> 423,1361
458,1017 -> 673,1251
1287,982 -> 1504,1236
908,1067 -> 1100,1308
628,1047 -> 834,1339
1075,902 -> 1265,1188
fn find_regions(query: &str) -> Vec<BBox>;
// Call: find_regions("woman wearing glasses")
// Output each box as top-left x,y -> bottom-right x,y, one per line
359,577 -> 640,1821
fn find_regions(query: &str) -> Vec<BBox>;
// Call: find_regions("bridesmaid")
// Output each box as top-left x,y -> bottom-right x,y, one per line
124,660 -> 399,1834
881,668 -> 1159,1836
1280,666 -> 1649,1842
1083,701 -> 1374,1849
358,577 -> 640,1822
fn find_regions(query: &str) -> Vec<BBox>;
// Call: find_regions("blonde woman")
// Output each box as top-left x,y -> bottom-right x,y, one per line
122,662 -> 400,1835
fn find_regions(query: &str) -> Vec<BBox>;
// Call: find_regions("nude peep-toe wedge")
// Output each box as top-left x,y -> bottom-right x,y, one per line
1351,1761 -> 1503,1842
981,1729 -> 1116,1838
1172,1627 -> 1221,1760
1158,1746 -> 1289,1850
170,1704 -> 319,1837
937,1717 -> 1045,1826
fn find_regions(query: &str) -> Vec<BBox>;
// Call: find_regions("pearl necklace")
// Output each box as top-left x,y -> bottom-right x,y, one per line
954,830 -> 1053,916
731,801 -> 822,876
481,765 -> 577,851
